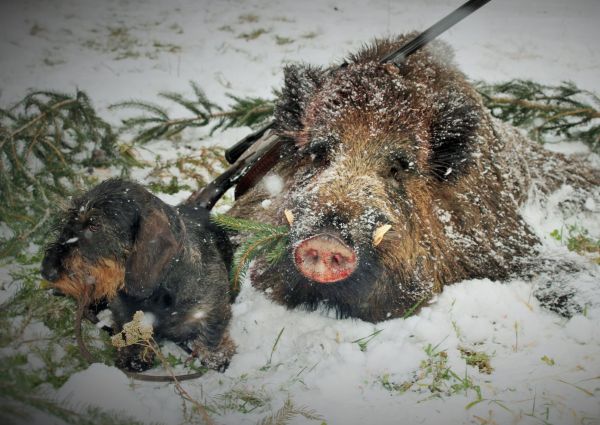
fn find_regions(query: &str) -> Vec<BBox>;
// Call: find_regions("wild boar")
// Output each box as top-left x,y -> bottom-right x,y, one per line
227,36 -> 599,322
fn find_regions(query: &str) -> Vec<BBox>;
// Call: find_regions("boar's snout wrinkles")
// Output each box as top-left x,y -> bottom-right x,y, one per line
228,35 -> 600,323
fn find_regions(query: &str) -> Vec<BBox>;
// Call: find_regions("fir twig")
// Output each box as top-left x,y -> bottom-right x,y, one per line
211,214 -> 289,291
257,398 -> 322,425
476,79 -> 600,152
147,146 -> 228,191
111,81 -> 274,144
212,214 -> 288,234
231,232 -> 287,292
0,89 -> 129,258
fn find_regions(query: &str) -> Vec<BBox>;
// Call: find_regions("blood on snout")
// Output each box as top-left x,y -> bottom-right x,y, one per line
293,234 -> 357,283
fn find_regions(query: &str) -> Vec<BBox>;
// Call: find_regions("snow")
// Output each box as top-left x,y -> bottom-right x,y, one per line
262,173 -> 285,196
55,364 -> 163,421
1,0 -> 600,425
140,311 -> 157,327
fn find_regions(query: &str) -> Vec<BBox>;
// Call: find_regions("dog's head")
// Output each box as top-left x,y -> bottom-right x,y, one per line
41,179 -> 182,302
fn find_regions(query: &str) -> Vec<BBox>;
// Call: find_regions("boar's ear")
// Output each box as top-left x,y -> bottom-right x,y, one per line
124,208 -> 180,298
274,64 -> 324,134
429,88 -> 481,180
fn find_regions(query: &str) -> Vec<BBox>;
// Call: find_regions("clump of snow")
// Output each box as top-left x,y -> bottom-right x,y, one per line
262,173 -> 284,196
140,311 -> 157,327
95,309 -> 114,329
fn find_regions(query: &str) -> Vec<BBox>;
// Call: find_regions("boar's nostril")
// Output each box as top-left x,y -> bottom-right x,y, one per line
293,234 -> 357,284
331,253 -> 344,266
306,248 -> 320,262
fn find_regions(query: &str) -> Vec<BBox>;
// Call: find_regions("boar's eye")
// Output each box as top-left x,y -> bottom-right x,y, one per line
390,154 -> 413,181
307,140 -> 330,164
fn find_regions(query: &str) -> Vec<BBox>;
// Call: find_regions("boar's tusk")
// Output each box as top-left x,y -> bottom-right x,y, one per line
284,209 -> 294,225
373,224 -> 392,246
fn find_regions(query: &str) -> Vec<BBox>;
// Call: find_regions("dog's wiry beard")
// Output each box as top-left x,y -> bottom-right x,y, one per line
53,255 -> 125,302
252,246 -> 383,319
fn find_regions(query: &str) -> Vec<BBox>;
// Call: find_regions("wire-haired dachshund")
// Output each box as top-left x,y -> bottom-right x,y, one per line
41,178 -> 235,372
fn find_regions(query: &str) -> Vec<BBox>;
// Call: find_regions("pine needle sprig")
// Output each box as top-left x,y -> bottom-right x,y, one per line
111,81 -> 274,144
213,94 -> 275,132
257,398 -> 322,425
148,146 -> 228,191
211,214 -> 289,292
476,79 -> 600,151
211,213 -> 288,234
0,89 -> 126,258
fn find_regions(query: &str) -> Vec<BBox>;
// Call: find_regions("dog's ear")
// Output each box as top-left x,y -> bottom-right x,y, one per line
124,208 -> 180,298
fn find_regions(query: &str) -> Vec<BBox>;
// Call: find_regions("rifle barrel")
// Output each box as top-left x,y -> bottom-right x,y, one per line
380,0 -> 492,65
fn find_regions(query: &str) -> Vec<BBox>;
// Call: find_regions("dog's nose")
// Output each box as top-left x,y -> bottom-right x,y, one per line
41,267 -> 60,282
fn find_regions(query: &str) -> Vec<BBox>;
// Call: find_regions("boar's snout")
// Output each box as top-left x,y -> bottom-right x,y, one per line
293,233 -> 357,283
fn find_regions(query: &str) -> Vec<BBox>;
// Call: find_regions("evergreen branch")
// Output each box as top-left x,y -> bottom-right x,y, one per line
0,89 -> 128,258
265,237 -> 288,265
9,98 -> 78,138
231,232 -> 287,292
257,398 -> 322,425
156,115 -> 210,128
0,394 -> 157,425
485,97 -> 600,118
112,100 -> 170,120
147,146 -> 227,191
211,95 -> 274,133
211,215 -> 291,290
159,91 -> 219,116
476,79 -> 600,151
211,214 -> 288,234
111,81 -> 274,144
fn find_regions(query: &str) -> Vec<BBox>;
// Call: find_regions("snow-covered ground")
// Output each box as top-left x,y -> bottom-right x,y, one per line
1,0 -> 599,424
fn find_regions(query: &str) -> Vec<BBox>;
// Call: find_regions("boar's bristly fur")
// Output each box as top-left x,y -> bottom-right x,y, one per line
228,35 -> 600,323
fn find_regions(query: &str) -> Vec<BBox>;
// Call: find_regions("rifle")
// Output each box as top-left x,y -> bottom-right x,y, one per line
188,0 -> 492,210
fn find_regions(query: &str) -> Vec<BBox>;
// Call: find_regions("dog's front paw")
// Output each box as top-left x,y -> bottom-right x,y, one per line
189,333 -> 236,372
